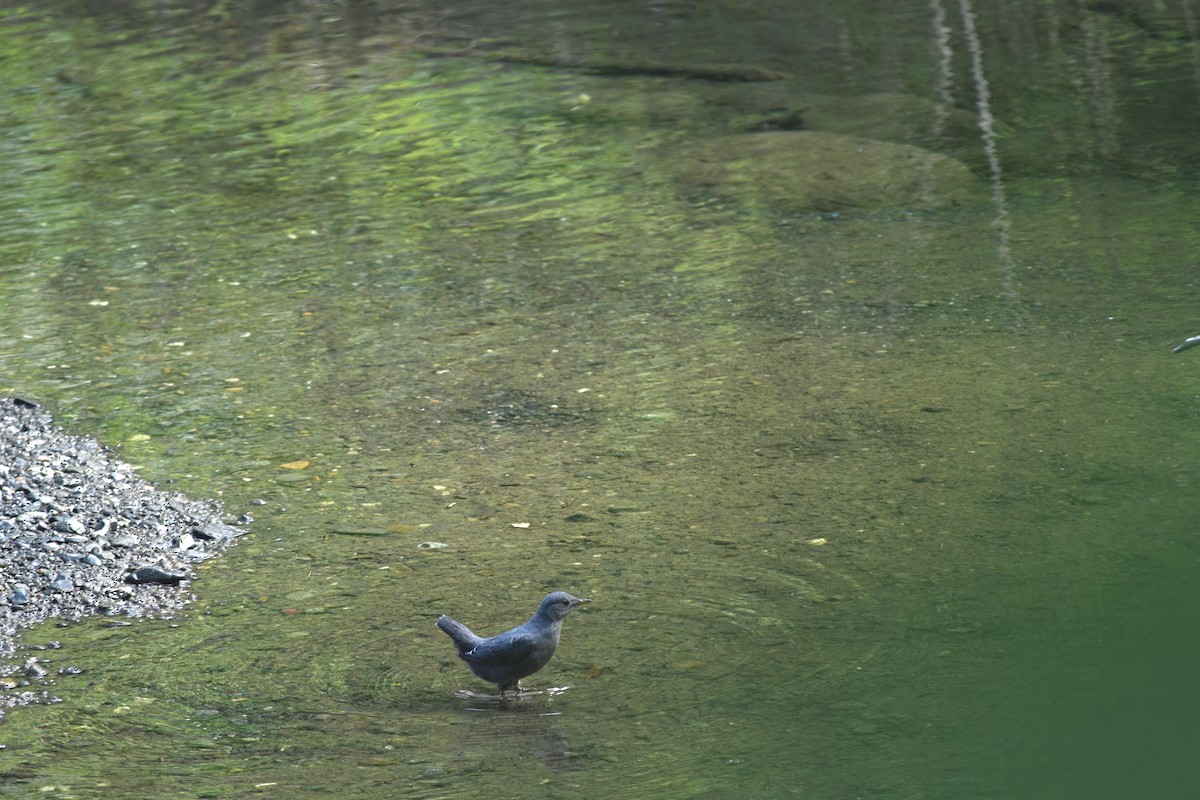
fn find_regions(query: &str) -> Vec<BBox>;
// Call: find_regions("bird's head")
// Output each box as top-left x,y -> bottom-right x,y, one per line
539,591 -> 590,621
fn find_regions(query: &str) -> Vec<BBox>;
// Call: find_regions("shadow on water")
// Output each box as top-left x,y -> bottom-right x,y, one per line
0,0 -> 1198,798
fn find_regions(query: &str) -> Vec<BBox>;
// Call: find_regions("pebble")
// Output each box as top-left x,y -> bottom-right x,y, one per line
49,575 -> 75,593
192,522 -> 239,542
0,397 -> 243,670
51,516 -> 87,536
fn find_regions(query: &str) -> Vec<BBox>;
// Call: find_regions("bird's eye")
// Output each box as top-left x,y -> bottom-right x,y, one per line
560,599 -> 570,605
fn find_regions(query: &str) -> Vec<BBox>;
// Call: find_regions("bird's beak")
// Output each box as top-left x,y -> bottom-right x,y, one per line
575,598 -> 591,606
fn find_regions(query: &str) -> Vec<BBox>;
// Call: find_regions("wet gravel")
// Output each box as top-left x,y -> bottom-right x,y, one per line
0,397 -> 242,711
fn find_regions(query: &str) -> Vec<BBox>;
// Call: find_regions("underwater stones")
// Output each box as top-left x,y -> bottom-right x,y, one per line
673,130 -> 983,213
460,389 -> 583,429
799,93 -> 999,157
703,85 -> 1005,167
728,92 -> 993,151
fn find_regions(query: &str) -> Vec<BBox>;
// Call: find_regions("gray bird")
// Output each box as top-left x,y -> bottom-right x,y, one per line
437,591 -> 590,697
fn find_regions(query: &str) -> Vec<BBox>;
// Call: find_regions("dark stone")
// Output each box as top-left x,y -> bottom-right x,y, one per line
191,522 -> 239,542
125,566 -> 190,586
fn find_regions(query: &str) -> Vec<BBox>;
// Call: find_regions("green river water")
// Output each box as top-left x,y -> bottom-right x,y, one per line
0,1 -> 1198,797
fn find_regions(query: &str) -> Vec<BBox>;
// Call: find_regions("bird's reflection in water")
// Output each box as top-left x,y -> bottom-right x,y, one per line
453,685 -> 574,713
454,691 -> 587,773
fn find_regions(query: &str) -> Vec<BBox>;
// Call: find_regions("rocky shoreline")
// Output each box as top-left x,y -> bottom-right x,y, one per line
0,397 -> 241,711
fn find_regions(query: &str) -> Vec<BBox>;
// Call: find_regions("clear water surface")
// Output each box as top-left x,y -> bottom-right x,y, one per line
0,1 -> 1198,798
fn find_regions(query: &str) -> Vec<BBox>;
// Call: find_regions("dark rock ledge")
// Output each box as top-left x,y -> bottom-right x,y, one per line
0,397 -> 241,712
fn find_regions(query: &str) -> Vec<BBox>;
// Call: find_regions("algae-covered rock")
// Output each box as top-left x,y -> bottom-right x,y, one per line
802,94 -> 988,150
673,130 -> 983,213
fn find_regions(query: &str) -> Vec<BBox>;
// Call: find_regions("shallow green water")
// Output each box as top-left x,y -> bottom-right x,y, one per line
0,1 -> 1198,798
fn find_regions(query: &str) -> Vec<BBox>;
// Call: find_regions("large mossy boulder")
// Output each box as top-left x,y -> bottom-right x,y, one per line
673,131 -> 983,214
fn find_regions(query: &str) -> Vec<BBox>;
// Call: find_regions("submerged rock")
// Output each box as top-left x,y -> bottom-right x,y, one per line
673,130 -> 983,213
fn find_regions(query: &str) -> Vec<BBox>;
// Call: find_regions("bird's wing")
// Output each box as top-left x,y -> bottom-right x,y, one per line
461,631 -> 538,665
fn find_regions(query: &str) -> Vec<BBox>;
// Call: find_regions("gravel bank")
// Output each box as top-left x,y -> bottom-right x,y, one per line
0,397 -> 241,709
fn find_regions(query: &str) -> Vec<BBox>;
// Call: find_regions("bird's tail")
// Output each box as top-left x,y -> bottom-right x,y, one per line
436,615 -> 483,653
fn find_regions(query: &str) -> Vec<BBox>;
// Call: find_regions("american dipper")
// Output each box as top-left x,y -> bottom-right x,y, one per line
437,591 -> 589,696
